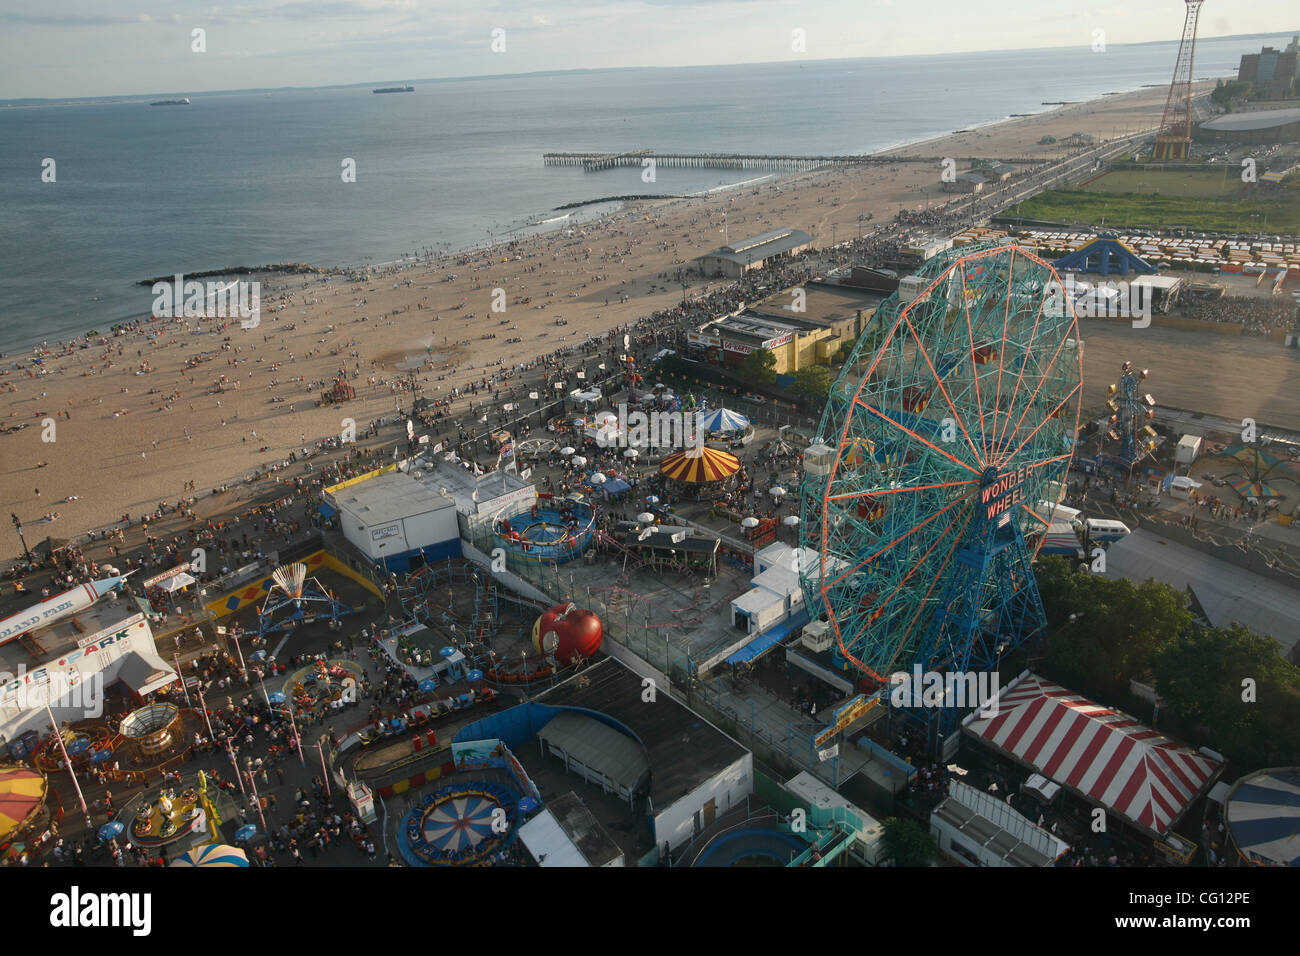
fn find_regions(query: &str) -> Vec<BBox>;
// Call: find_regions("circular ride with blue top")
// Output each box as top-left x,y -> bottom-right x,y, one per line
399,781 -> 521,866
493,495 -> 595,563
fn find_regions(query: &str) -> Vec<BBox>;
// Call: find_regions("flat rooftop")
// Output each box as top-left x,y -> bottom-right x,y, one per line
535,657 -> 748,809
750,281 -> 888,329
329,469 -> 455,523
1100,528 -> 1300,654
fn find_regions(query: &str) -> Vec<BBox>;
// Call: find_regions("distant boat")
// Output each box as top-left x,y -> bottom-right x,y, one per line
373,86 -> 414,94
151,98 -> 190,106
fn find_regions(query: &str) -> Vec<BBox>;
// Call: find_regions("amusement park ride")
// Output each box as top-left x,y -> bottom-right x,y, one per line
1106,362 -> 1159,476
799,242 -> 1083,751
256,562 -> 358,639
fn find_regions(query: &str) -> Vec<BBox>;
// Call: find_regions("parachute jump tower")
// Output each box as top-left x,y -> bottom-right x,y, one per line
1152,1 -> 1204,161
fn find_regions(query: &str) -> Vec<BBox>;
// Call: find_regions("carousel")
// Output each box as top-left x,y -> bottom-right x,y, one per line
283,658 -> 366,709
0,766 -> 49,851
112,702 -> 206,774
658,447 -> 742,499
129,783 -> 204,846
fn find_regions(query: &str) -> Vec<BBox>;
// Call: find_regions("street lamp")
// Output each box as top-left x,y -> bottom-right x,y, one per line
10,513 -> 30,562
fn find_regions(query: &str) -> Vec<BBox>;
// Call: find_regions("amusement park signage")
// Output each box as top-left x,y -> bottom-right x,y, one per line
813,693 -> 877,747
981,466 -> 1029,522
142,563 -> 192,589
370,525 -> 401,541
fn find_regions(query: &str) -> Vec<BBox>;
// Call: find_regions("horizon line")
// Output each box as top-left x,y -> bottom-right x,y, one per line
2,27 -> 1294,106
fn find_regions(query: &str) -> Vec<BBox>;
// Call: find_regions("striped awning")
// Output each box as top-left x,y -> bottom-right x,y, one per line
659,447 -> 741,483
0,768 -> 46,841
963,673 -> 1221,837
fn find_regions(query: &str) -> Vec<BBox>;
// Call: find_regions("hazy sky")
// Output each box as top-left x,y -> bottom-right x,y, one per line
1,0 -> 1295,99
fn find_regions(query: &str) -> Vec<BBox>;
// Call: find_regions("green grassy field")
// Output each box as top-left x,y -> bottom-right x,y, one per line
1007,168 -> 1300,233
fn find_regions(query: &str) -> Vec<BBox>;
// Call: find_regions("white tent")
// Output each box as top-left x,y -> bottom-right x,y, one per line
158,572 -> 196,593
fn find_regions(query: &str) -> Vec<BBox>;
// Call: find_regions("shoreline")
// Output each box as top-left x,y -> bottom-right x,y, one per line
0,80 -> 1195,357
1,81 -> 1212,535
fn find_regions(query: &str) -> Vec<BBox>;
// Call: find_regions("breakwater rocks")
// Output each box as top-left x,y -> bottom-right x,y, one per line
135,263 -> 321,287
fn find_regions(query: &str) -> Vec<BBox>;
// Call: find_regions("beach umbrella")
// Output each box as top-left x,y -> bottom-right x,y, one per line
66,737 -> 91,756
466,669 -> 484,682
235,824 -> 258,842
589,472 -> 607,485
0,768 -> 46,842
268,691 -> 287,705
571,456 -> 587,467
98,820 -> 124,841
770,486 -> 787,498
418,679 -> 438,693
645,494 -> 660,504
624,448 -> 639,459
559,446 -> 576,456
782,515 -> 801,527
637,513 -> 656,524
740,517 -> 760,529
249,650 -> 267,662
171,844 -> 249,868
90,748 -> 114,764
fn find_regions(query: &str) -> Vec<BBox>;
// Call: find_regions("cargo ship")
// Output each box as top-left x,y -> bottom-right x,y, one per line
373,86 -> 414,94
151,97 -> 190,106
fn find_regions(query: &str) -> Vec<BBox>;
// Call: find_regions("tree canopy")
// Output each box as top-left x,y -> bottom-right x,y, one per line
737,347 -> 777,387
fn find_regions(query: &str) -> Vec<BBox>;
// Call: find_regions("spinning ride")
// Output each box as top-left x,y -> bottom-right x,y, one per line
800,244 -> 1082,709
493,496 -> 595,564
257,562 -> 357,638
400,781 -> 520,866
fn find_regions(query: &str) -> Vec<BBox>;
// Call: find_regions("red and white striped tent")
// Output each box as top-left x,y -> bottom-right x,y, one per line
962,673 -> 1222,837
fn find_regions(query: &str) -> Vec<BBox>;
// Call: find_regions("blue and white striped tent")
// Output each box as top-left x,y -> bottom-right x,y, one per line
1226,769 -> 1300,866
171,843 -> 250,867
698,407 -> 749,433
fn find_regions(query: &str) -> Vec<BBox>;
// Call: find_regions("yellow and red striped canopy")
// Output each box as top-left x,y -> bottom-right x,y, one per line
0,767 -> 47,841
659,447 -> 741,483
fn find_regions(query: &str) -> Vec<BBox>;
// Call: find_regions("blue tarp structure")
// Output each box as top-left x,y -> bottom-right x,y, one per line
1052,235 -> 1156,276
318,502 -> 338,519
603,478 -> 631,495
726,609 -> 810,665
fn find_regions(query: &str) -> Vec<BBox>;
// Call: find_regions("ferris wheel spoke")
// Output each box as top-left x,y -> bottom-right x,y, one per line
958,270 -> 991,455
991,286 -> 1050,454
997,384 -> 1081,469
994,322 -> 1075,465
853,396 -> 982,477
989,249 -> 1021,451
901,315 -> 984,468
824,487 -> 977,592
825,478 -> 978,504
879,498 -> 978,673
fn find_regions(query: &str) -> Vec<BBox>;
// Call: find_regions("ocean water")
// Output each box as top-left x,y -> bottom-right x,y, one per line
0,34 -> 1281,353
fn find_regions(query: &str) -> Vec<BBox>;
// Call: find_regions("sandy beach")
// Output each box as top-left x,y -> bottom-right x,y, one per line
0,84 -> 1200,537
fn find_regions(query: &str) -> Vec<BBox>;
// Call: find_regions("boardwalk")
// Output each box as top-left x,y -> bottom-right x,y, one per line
543,150 -> 946,172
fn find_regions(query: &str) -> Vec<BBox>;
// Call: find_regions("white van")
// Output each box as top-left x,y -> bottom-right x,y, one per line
1072,517 -> 1131,543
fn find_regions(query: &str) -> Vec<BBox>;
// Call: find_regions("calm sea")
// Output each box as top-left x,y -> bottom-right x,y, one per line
0,34 -> 1283,352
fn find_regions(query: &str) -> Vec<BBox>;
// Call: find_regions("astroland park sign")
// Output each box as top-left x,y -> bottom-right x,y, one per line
0,614 -> 146,703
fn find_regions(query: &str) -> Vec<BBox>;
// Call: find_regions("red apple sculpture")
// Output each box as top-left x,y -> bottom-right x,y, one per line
533,603 -> 603,664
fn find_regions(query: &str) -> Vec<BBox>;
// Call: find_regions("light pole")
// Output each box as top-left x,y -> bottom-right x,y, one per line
10,513 -> 30,562
315,740 -> 332,799
226,736 -> 247,796
45,703 -> 93,830
245,769 -> 269,834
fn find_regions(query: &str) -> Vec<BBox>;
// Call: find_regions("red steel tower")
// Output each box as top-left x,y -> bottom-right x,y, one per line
1153,0 -> 1204,161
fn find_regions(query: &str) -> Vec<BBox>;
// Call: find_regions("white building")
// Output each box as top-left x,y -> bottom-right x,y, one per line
327,468 -> 461,573
0,604 -> 175,743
